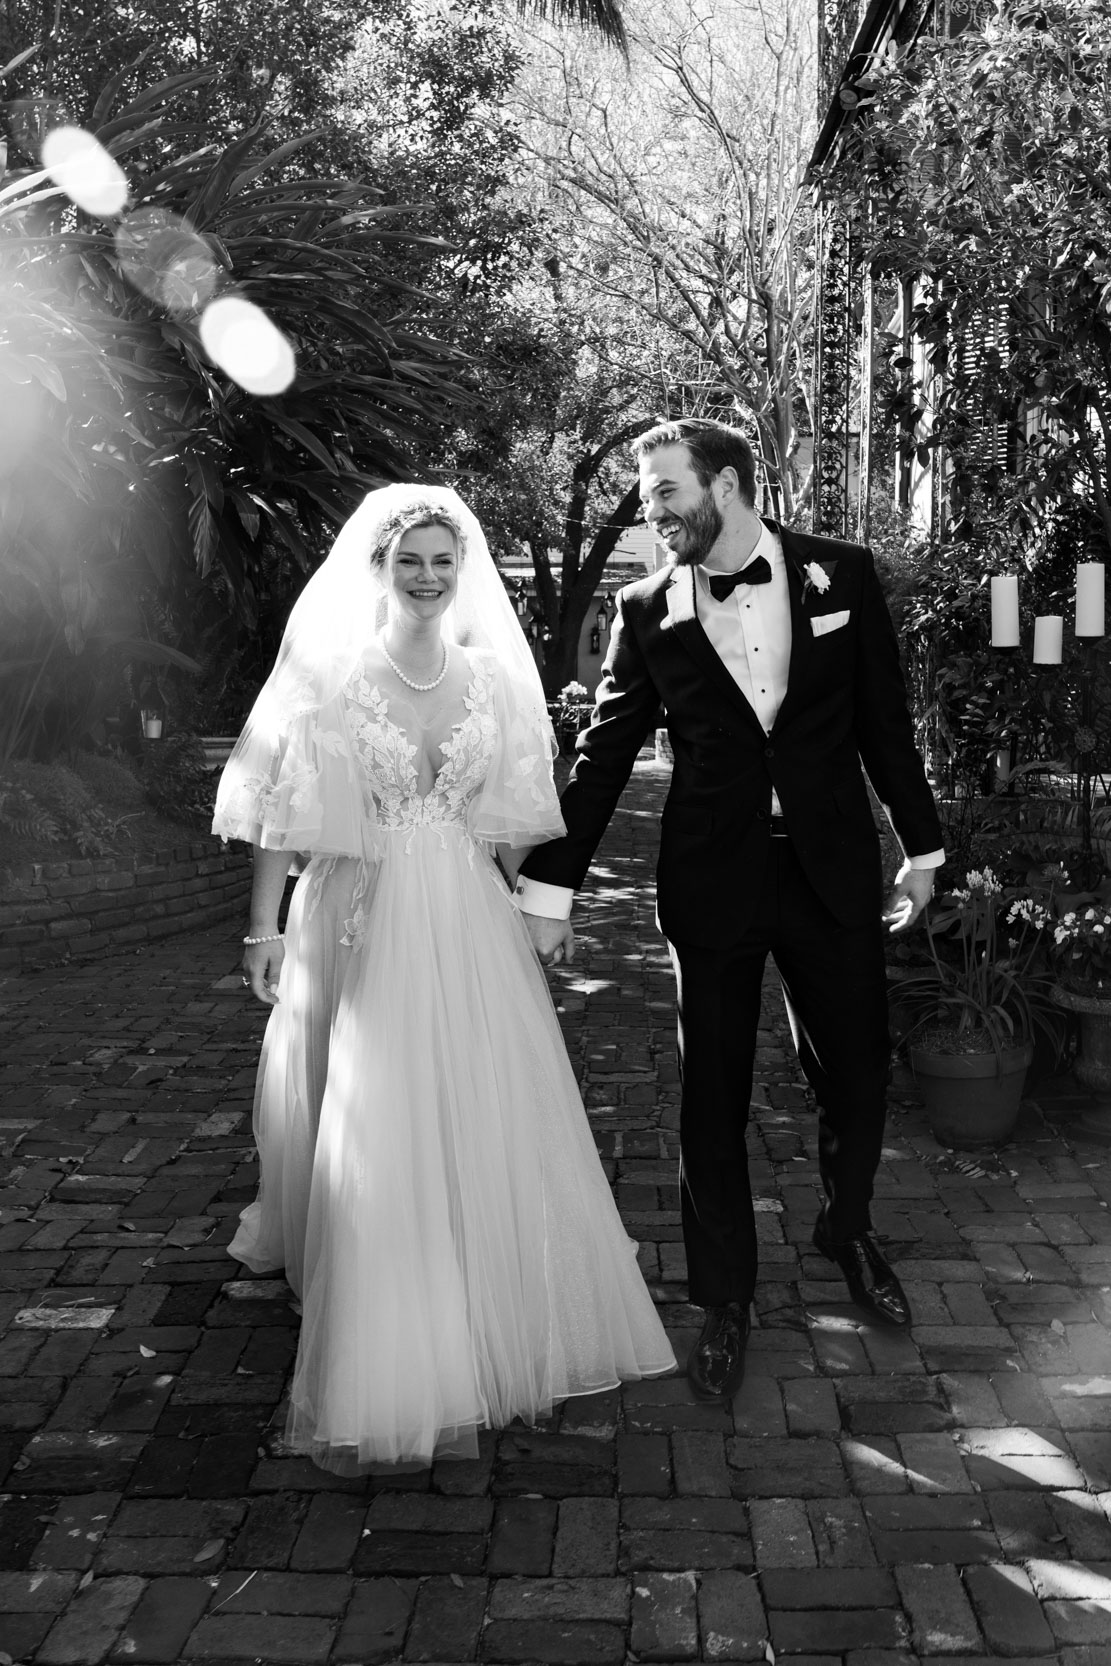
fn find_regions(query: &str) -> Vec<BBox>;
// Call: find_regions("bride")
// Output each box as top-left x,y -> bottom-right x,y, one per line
212,484 -> 675,1472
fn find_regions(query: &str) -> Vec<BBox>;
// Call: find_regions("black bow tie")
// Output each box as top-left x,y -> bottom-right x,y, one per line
707,556 -> 771,602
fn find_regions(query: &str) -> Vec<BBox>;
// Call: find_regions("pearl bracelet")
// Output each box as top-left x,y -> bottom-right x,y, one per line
243,932 -> 283,946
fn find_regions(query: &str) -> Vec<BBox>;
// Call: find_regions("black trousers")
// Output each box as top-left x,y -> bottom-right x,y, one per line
668,837 -> 891,1310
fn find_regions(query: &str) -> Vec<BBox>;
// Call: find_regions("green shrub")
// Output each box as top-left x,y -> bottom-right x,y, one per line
0,761 -> 125,856
72,750 -> 147,808
137,735 -> 214,828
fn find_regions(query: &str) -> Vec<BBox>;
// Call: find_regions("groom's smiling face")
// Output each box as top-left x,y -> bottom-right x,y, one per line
638,443 -> 725,567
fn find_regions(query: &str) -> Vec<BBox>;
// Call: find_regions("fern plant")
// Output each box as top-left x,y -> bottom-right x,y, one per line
137,735 -> 215,828
0,764 -> 123,856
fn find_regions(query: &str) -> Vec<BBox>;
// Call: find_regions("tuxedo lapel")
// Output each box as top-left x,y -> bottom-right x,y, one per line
663,564 -> 766,733
771,528 -> 815,735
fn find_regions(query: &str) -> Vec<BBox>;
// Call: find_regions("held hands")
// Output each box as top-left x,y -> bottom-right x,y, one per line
521,911 -> 576,967
882,862 -> 935,934
243,939 -> 285,1005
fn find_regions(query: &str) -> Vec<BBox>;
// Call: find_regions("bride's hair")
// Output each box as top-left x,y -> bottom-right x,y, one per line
368,500 -> 465,571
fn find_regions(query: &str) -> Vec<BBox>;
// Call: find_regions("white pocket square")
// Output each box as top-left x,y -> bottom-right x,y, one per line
811,609 -> 850,637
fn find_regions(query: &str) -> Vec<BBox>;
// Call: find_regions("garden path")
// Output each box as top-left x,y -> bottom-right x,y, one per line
2,758 -> 1111,1663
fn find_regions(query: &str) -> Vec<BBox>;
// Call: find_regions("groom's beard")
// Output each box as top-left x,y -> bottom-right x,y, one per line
659,491 -> 724,566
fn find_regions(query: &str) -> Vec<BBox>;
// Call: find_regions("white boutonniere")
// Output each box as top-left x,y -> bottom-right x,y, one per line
803,561 -> 832,596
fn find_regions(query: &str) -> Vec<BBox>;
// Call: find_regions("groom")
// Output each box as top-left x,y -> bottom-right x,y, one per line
516,418 -> 944,1401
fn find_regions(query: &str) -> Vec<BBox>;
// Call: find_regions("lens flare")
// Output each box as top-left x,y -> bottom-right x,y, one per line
41,126 -> 128,218
115,210 -> 221,316
199,295 -> 296,396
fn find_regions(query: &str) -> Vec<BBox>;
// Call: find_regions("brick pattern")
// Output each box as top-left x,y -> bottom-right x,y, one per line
0,840 -> 252,973
2,757 -> 1111,1659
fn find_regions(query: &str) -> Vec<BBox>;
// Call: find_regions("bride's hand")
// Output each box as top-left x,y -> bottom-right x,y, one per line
521,912 -> 576,967
243,940 -> 284,1005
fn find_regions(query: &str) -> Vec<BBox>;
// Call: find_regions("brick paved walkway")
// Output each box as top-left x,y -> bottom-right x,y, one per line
3,759 -> 1111,1664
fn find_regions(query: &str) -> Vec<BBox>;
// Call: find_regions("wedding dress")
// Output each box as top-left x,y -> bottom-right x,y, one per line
228,647 -> 675,1472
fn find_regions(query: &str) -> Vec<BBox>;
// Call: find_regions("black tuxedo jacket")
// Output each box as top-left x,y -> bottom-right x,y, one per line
522,521 -> 943,949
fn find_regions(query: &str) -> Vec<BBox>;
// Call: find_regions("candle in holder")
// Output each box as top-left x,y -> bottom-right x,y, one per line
1076,563 -> 1105,636
990,575 -> 1020,646
1032,615 -> 1063,664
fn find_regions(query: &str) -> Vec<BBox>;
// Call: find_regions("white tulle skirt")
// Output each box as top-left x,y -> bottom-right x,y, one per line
229,826 -> 675,1471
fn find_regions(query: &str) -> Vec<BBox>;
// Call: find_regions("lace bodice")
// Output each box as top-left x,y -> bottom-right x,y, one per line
343,651 -> 499,834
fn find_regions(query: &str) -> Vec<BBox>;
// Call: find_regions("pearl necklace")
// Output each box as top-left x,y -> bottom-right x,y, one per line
381,638 -> 449,692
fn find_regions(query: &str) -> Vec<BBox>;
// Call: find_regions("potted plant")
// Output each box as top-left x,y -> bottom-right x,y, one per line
138,676 -> 166,741
553,681 -> 594,756
898,868 -> 1068,1146
1049,896 -> 1111,1089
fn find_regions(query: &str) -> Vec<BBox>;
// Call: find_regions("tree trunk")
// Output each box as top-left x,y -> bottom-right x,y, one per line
538,482 -> 643,697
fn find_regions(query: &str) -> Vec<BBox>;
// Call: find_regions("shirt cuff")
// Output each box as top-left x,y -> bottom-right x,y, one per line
514,877 -> 574,919
907,849 -> 945,870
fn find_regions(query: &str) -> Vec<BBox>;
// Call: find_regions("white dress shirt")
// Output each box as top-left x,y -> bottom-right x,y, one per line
517,527 -> 942,920
697,522 -> 790,816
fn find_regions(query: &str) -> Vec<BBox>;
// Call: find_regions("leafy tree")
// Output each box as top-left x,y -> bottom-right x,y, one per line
515,0 -> 819,522
328,0 -> 539,338
0,0 -> 367,158
0,0 -> 629,165
446,264 -> 668,692
334,0 -> 664,692
0,0 -> 640,756
0,72 -> 479,757
826,0 -> 1111,557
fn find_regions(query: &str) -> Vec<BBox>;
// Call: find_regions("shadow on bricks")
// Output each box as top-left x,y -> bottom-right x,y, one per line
3,757 -> 1111,1660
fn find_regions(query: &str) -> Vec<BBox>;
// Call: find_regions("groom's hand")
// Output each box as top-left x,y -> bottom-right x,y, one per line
521,911 -> 576,966
882,863 -> 935,934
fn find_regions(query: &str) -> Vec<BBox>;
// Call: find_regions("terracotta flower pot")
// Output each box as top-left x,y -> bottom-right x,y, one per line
1051,984 -> 1111,1091
907,1040 -> 1034,1148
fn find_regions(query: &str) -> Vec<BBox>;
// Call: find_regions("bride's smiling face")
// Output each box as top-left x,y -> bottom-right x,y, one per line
388,523 -> 460,620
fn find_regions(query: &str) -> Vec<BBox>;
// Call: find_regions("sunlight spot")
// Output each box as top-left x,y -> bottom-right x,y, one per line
841,1437 -> 921,1484
115,209 -> 222,316
41,126 -> 128,217
1026,1559 -> 1111,1600
956,1427 -> 1067,1459
200,294 -> 296,394
976,1452 -> 1073,1486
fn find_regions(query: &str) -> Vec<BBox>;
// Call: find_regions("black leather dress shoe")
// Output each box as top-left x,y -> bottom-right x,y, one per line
687,1302 -> 750,1400
812,1216 -> 911,1327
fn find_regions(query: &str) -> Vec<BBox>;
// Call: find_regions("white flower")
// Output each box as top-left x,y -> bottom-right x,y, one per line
1007,898 -> 1049,927
804,561 -> 831,593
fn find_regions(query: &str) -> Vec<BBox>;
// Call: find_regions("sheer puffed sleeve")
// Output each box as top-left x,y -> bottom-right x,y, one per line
212,688 -> 381,861
467,655 -> 565,849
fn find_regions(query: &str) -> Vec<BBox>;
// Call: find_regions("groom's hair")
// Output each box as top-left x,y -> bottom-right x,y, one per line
632,418 -> 757,507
